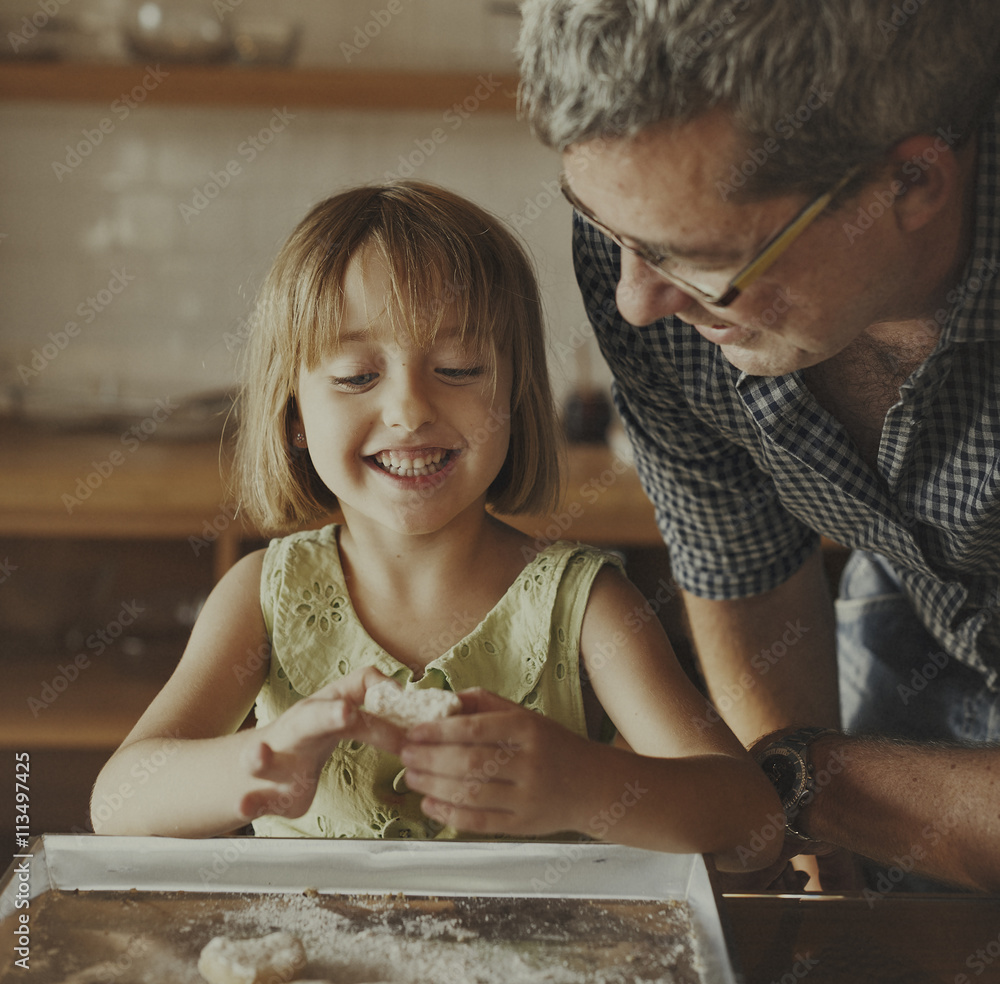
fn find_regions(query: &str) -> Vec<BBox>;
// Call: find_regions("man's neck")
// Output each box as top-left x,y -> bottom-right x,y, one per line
801,319 -> 943,472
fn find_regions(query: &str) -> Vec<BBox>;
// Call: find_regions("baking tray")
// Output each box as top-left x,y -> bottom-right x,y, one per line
0,835 -> 742,983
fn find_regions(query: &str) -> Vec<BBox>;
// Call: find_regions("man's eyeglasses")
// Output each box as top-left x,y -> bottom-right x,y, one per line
560,167 -> 861,308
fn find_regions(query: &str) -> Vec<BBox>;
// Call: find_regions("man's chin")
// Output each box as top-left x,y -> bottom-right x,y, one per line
718,340 -> 812,377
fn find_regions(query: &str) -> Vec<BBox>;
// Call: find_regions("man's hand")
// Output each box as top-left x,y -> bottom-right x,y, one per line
715,837 -> 861,893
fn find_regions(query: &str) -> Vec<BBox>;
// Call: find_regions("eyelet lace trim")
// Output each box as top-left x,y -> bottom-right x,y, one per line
294,581 -> 347,633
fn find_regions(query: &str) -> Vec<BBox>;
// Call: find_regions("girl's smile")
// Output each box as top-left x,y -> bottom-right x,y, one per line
367,447 -> 459,482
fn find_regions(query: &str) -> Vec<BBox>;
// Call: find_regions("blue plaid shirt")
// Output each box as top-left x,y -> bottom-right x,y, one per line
574,97 -> 1000,688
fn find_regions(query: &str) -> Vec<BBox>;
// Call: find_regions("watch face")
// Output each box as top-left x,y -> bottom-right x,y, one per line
760,747 -> 808,807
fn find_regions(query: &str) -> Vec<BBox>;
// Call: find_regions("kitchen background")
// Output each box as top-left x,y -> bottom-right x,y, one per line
2,0 -> 677,841
0,0 -> 610,424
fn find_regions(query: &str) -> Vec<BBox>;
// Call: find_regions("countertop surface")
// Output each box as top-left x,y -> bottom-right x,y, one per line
0,420 -> 658,546
3,835 -> 996,983
723,892 -> 1000,984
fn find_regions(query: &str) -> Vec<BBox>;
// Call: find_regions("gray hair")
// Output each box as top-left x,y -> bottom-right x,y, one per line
517,0 -> 1000,198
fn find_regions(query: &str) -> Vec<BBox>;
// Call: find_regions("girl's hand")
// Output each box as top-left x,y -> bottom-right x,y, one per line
399,689 -> 597,837
237,666 -> 404,821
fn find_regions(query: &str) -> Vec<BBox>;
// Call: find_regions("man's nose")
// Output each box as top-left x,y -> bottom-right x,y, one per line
615,250 -> 695,327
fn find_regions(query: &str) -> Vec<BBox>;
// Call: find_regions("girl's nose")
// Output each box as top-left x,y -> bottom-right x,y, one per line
614,250 -> 694,327
382,368 -> 435,432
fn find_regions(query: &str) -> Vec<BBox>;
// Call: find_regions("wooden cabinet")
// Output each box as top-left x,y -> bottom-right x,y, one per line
0,61 -> 519,111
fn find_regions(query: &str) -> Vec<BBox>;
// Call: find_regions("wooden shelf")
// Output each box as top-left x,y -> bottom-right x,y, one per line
0,421 -> 246,577
0,421 -> 663,586
2,654 -> 169,750
0,420 -> 847,561
0,60 -> 519,111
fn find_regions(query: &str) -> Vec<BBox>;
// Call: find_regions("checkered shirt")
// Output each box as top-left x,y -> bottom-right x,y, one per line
573,97 -> 1000,688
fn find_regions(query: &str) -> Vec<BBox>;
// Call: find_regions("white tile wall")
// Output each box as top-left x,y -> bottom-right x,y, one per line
0,2 -> 612,426
2,0 -> 524,70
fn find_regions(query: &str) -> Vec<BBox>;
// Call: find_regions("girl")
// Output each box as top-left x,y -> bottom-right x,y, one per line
91,182 -> 780,872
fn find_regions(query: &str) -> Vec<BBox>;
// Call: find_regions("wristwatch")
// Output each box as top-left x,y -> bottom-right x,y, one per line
755,727 -> 838,842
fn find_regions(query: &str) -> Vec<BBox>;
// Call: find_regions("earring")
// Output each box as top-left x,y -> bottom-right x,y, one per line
293,432 -> 307,447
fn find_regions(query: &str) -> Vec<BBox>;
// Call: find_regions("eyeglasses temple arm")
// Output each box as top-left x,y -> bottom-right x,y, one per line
728,169 -> 860,293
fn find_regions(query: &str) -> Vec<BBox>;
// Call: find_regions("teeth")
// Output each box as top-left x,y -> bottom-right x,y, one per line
374,449 -> 449,477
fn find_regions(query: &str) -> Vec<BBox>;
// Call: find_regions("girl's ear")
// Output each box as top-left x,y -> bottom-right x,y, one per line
286,397 -> 307,449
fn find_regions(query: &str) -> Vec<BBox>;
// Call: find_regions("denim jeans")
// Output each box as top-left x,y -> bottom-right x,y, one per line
837,550 -> 1000,743
835,550 -> 1000,891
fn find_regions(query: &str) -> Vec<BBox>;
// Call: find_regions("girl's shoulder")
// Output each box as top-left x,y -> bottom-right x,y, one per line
200,549 -> 269,637
501,533 -> 625,612
215,547 -> 267,592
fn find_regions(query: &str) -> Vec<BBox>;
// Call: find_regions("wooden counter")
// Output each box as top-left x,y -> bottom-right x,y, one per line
0,421 -> 660,579
723,892 -> 1000,983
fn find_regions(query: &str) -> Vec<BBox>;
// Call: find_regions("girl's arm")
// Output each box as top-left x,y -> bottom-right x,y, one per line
572,565 -> 784,868
91,551 -> 399,837
399,567 -> 783,871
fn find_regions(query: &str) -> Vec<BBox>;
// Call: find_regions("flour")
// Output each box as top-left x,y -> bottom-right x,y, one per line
1,888 -> 704,984
364,681 -> 462,728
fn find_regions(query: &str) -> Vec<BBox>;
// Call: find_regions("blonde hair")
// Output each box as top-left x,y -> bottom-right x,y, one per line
233,181 -> 561,534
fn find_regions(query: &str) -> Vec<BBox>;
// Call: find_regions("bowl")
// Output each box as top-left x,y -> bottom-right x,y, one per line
231,18 -> 301,66
123,1 -> 232,63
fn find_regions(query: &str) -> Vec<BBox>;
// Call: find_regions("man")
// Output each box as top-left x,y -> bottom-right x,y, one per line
515,0 -> 1000,890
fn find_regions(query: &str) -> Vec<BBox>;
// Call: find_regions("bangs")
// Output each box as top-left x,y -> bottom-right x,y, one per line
292,188 -> 511,381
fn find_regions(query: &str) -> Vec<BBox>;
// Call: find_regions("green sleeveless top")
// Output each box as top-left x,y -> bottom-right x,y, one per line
252,523 -> 621,839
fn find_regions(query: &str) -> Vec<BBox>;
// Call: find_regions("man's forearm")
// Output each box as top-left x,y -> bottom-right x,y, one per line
683,547 -> 840,744
804,734 -> 1000,892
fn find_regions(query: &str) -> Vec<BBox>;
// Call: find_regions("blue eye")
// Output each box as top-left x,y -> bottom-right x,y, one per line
332,372 -> 377,390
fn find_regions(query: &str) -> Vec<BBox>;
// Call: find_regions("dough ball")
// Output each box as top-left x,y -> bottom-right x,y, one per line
364,680 -> 462,729
198,931 -> 307,984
